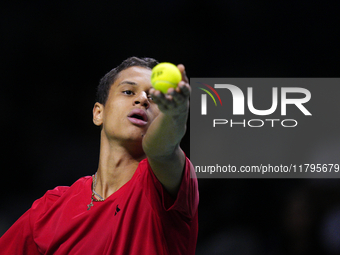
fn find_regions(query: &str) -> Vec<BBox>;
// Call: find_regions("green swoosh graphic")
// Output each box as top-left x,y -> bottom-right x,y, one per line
199,87 -> 217,106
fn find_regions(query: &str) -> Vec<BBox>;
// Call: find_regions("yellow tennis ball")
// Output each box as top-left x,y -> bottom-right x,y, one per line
151,62 -> 182,94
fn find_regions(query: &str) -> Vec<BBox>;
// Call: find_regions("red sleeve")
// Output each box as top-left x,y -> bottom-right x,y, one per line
0,209 -> 40,255
0,186 -> 68,255
145,157 -> 199,219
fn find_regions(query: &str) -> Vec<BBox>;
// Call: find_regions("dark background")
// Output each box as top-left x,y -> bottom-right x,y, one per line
1,1 -> 340,254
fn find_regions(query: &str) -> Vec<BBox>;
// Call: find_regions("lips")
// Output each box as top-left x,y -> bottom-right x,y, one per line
127,109 -> 148,126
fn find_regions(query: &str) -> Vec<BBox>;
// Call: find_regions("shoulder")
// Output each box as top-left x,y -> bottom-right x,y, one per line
31,186 -> 68,210
31,176 -> 91,215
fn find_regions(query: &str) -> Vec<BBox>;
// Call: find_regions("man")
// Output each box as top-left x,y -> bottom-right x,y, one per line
0,57 -> 199,254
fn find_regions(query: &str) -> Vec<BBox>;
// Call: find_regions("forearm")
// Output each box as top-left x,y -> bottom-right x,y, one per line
142,111 -> 187,159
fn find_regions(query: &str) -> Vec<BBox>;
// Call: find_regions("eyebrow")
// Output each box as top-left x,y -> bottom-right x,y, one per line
118,81 -> 138,86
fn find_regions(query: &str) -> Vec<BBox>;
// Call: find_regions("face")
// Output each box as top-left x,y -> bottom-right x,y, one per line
93,66 -> 160,146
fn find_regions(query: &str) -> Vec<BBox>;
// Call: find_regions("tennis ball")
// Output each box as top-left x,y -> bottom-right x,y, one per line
151,62 -> 182,94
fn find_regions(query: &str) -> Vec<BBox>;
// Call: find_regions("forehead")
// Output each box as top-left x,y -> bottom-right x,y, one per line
114,66 -> 152,87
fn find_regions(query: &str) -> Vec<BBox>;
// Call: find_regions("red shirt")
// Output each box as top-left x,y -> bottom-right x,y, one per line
0,157 -> 199,255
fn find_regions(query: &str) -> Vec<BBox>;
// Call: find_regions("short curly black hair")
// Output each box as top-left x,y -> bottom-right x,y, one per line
96,57 -> 159,105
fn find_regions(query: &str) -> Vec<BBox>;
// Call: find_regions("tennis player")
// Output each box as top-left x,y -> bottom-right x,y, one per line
0,57 -> 199,255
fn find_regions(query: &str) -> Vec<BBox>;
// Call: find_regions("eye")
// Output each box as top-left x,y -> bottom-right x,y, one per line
148,95 -> 153,101
123,90 -> 134,95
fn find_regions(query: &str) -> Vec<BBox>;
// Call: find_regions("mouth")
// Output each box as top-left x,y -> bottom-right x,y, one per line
127,109 -> 148,126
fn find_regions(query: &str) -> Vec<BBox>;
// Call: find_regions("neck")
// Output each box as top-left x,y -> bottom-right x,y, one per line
94,133 -> 146,199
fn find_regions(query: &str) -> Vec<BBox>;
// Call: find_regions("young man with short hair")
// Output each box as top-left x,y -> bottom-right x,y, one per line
0,57 -> 199,255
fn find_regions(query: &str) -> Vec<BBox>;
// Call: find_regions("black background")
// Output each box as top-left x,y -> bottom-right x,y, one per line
1,1 -> 340,254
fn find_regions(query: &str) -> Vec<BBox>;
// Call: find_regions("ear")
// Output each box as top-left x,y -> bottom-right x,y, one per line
93,102 -> 104,126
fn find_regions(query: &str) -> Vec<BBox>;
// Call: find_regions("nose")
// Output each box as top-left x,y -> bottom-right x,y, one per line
134,91 -> 150,109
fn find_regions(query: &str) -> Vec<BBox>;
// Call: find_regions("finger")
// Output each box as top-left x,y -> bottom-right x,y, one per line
169,87 -> 184,103
149,88 -> 156,96
177,81 -> 191,97
165,88 -> 175,98
177,64 -> 189,83
151,89 -> 175,109
150,89 -> 164,104
167,83 -> 190,106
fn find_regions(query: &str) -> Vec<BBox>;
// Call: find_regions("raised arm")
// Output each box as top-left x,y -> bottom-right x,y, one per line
142,64 -> 190,197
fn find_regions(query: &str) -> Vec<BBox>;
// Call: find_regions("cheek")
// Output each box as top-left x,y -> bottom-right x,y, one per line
103,103 -> 125,126
107,98 -> 126,115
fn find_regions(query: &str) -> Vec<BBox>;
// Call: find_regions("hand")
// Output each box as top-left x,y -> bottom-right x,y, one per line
149,64 -> 191,117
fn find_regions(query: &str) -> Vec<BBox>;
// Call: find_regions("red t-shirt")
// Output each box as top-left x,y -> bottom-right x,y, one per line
0,157 -> 199,255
